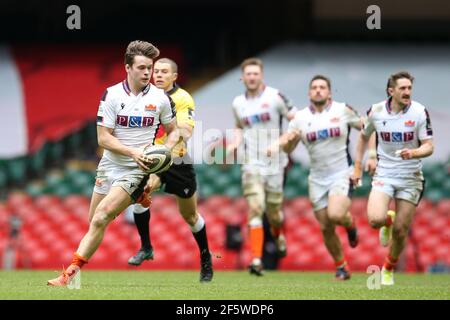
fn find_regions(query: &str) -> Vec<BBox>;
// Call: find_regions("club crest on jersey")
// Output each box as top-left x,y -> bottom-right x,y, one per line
330,117 -> 340,123
116,115 -> 154,127
145,104 -> 156,111
404,120 -> 415,127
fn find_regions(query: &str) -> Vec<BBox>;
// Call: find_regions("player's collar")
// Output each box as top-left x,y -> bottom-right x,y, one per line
122,79 -> 151,96
245,84 -> 266,99
122,79 -> 131,95
309,100 -> 333,114
166,83 -> 179,96
386,97 -> 411,114
142,83 -> 150,95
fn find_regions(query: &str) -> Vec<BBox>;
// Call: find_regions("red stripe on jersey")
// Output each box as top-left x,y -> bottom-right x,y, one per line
155,125 -> 166,139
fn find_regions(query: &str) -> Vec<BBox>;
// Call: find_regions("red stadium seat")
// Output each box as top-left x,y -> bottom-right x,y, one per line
62,195 -> 90,209
416,199 -> 434,214
231,198 -> 248,212
436,199 -> 450,216
7,192 -> 33,208
34,195 -> 61,209
350,198 -> 367,216
5,192 -> 446,271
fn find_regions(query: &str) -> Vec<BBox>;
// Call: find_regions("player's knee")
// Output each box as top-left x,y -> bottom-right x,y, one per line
367,209 -> 386,228
182,212 -> 197,226
91,211 -> 111,229
248,210 -> 262,221
92,205 -> 114,229
368,216 -> 385,229
248,201 -> 264,219
266,205 -> 282,226
327,210 -> 345,225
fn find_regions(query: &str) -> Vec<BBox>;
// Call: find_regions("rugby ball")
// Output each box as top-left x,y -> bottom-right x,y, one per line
142,145 -> 173,174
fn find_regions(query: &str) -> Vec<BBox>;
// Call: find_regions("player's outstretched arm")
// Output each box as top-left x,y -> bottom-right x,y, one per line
163,119 -> 181,151
270,129 -> 301,155
365,132 -> 378,176
351,132 -> 370,186
97,126 -> 149,171
399,139 -> 434,160
178,122 -> 193,142
226,126 -> 243,155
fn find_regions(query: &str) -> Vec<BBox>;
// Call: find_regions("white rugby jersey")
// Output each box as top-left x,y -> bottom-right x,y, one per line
362,98 -> 433,179
232,85 -> 296,174
97,79 -> 175,167
288,101 -> 361,178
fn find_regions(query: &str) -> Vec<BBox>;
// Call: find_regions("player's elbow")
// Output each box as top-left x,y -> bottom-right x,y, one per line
97,134 -> 107,149
427,143 -> 434,157
361,132 -> 370,142
282,143 -> 294,154
97,135 -> 105,148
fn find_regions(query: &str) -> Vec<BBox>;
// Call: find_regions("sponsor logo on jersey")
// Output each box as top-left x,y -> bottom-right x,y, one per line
241,112 -> 271,126
261,103 -> 270,109
392,132 -> 402,142
306,127 -> 341,142
404,120 -> 415,127
318,129 -> 329,139
380,132 -> 390,141
404,132 -> 414,142
380,131 -> 414,142
329,127 -> 341,137
306,132 -> 317,142
116,115 -> 155,127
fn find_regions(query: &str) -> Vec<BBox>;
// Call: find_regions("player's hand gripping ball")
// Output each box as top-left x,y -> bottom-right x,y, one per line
142,145 -> 173,174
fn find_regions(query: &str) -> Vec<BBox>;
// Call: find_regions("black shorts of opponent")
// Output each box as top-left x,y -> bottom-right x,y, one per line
156,156 -> 197,199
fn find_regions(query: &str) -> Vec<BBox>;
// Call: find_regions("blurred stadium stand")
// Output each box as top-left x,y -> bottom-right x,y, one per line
0,0 -> 449,272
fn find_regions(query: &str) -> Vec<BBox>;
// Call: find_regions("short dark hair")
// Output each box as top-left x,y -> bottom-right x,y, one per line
386,71 -> 414,96
156,58 -> 178,73
124,40 -> 160,66
240,57 -> 263,71
309,75 -> 331,90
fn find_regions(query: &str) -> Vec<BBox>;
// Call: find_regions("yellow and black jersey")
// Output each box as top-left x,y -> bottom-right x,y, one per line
154,83 -> 195,158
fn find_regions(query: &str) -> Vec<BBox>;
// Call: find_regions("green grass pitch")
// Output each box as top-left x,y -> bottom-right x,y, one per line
0,270 -> 449,300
